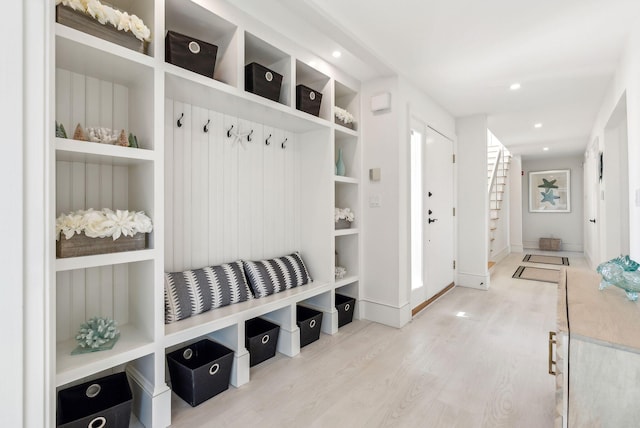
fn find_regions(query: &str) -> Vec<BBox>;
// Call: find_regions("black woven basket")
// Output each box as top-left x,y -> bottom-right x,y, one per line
296,85 -> 322,116
245,62 -> 283,102
166,30 -> 218,79
296,305 -> 323,347
245,317 -> 280,366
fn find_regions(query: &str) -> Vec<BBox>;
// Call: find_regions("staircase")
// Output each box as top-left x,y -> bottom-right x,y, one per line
488,134 -> 511,257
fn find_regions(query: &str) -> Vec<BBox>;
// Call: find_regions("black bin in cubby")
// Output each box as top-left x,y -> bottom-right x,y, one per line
166,30 -> 218,79
166,339 -> 234,407
245,317 -> 280,367
57,372 -> 132,428
296,305 -> 323,347
245,62 -> 283,102
335,293 -> 356,328
296,84 -> 323,116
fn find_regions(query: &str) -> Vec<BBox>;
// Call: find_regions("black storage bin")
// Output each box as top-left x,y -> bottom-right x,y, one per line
296,305 -> 323,347
335,293 -> 356,328
166,339 -> 234,407
296,84 -> 323,116
57,372 -> 132,428
245,317 -> 280,367
245,62 -> 283,102
166,30 -> 218,79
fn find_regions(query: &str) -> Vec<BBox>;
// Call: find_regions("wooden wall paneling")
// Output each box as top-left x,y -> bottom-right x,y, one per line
99,163 -> 114,319
223,114 -> 239,263
249,124 -> 265,261
273,128 -> 285,255
85,76 -> 100,128
172,101 -> 185,271
56,69 -> 71,132
112,83 -> 128,133
112,168 -> 129,325
164,99 -> 174,271
99,81 -> 113,129
56,271 -> 71,341
262,126 -> 277,258
191,106 -> 208,269
182,104 -> 193,270
283,131 -> 295,252
71,72 -> 86,131
84,159 -> 101,327
293,134 -> 301,253
208,110 -> 224,266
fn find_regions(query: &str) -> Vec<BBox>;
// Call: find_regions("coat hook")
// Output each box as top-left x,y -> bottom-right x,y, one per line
177,113 -> 184,128
203,119 -> 210,133
227,124 -> 234,138
281,137 -> 288,149
247,129 -> 254,142
265,134 -> 272,145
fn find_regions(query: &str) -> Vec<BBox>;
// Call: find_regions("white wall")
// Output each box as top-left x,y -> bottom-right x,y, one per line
587,24 -> 640,261
509,156 -> 524,252
521,156 -> 584,252
360,76 -> 455,327
455,115 -> 490,289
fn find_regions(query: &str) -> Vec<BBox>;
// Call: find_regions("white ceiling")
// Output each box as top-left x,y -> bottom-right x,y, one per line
230,0 -> 640,158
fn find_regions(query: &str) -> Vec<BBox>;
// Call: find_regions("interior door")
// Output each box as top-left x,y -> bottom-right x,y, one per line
410,123 -> 426,308
424,127 -> 455,299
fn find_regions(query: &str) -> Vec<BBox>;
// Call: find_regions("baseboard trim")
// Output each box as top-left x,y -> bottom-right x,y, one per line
456,271 -> 490,290
511,244 -> 524,253
523,241 -> 583,253
491,246 -> 510,263
360,299 -> 411,328
412,282 -> 455,316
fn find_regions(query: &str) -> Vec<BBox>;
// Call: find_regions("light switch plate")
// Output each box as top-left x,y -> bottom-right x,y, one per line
369,168 -> 381,181
369,194 -> 381,207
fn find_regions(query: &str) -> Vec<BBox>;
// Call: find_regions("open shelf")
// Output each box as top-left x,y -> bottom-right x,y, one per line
334,80 -> 359,130
56,324 -> 155,387
55,249 -> 156,272
295,60 -> 331,121
165,0 -> 239,86
335,275 -> 358,288
335,176 -> 359,184
56,138 -> 155,164
244,32 -> 291,107
334,228 -> 359,236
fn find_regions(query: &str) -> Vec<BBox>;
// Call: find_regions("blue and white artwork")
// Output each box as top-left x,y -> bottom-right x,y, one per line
529,169 -> 570,212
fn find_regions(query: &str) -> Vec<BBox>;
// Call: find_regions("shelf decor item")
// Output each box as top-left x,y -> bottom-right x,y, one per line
55,208 -> 152,258
72,316 -> 120,355
296,84 -> 322,116
165,30 -> 219,79
597,255 -> 640,301
335,266 -> 347,280
245,62 -> 283,102
245,318 -> 280,367
336,148 -> 346,176
335,293 -> 356,327
55,121 -> 67,138
335,207 -> 355,229
334,106 -> 355,129
56,372 -> 132,428
55,0 -> 150,55
296,306 -> 323,347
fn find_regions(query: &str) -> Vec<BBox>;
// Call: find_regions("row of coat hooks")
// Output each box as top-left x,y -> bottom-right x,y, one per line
176,113 -> 287,148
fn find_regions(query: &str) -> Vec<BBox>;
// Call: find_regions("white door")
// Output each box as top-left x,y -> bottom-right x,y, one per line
585,141 -> 599,266
410,121 -> 455,310
424,127 -> 455,299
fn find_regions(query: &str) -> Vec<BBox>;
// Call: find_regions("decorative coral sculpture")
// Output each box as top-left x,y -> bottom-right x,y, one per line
597,255 -> 640,301
72,316 -> 120,354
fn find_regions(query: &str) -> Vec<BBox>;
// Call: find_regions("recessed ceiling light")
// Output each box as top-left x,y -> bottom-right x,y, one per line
509,83 -> 521,90
543,147 -> 549,151
534,123 -> 543,128
332,50 -> 342,58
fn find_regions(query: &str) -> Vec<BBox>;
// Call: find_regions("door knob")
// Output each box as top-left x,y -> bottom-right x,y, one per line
428,218 -> 438,224
589,219 -> 596,223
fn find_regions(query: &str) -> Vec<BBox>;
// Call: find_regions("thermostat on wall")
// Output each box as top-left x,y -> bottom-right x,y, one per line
371,92 -> 391,112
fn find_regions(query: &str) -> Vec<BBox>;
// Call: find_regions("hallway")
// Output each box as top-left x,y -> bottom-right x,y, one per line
170,252 -> 591,427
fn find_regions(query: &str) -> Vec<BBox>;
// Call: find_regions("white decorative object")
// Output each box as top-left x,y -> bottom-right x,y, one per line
56,208 -> 153,241
86,126 -> 120,145
334,106 -> 355,125
55,0 -> 151,42
335,266 -> 347,280
334,207 -> 355,223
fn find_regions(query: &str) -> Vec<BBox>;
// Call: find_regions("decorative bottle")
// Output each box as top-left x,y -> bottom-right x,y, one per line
336,148 -> 346,176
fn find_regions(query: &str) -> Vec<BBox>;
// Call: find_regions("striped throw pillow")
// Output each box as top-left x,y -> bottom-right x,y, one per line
243,252 -> 312,298
164,261 -> 253,324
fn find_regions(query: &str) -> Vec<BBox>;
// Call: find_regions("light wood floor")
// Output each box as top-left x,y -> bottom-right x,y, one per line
169,251 -> 591,427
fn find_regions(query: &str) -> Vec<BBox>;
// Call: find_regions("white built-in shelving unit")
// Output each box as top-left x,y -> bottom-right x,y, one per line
48,0 -> 362,426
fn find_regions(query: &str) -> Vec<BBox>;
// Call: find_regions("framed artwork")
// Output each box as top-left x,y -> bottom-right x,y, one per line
529,169 -> 571,213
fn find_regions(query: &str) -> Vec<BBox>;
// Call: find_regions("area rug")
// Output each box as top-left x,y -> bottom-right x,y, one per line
523,254 -> 569,266
512,266 -> 560,284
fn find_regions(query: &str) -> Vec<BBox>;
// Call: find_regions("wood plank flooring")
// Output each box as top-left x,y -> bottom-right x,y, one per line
169,252 -> 591,427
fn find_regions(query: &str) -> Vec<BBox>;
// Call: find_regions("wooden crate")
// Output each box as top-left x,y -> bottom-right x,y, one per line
56,232 -> 147,258
539,237 -> 562,251
56,5 -> 149,55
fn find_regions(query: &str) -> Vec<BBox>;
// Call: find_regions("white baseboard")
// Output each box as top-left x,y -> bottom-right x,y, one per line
360,299 -> 411,328
510,244 -> 524,253
456,272 -> 490,290
127,365 -> 171,428
523,241 -> 583,252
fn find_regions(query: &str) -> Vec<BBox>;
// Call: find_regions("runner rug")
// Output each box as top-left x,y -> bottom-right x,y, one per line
512,266 -> 560,284
523,254 -> 569,266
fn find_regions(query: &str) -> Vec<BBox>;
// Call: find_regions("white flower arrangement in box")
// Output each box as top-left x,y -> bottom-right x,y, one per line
334,106 -> 355,125
55,0 -> 151,42
334,207 -> 355,223
56,208 -> 153,241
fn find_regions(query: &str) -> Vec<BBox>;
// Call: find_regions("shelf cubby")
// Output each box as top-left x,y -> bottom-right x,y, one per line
334,234 -> 359,277
335,281 -> 360,320
244,32 -> 292,107
295,60 -> 331,121
165,0 -> 239,87
55,260 -> 156,386
334,130 -> 360,179
334,80 -> 359,131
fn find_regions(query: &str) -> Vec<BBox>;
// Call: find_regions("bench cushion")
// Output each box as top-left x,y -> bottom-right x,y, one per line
243,252 -> 312,298
164,261 -> 253,324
